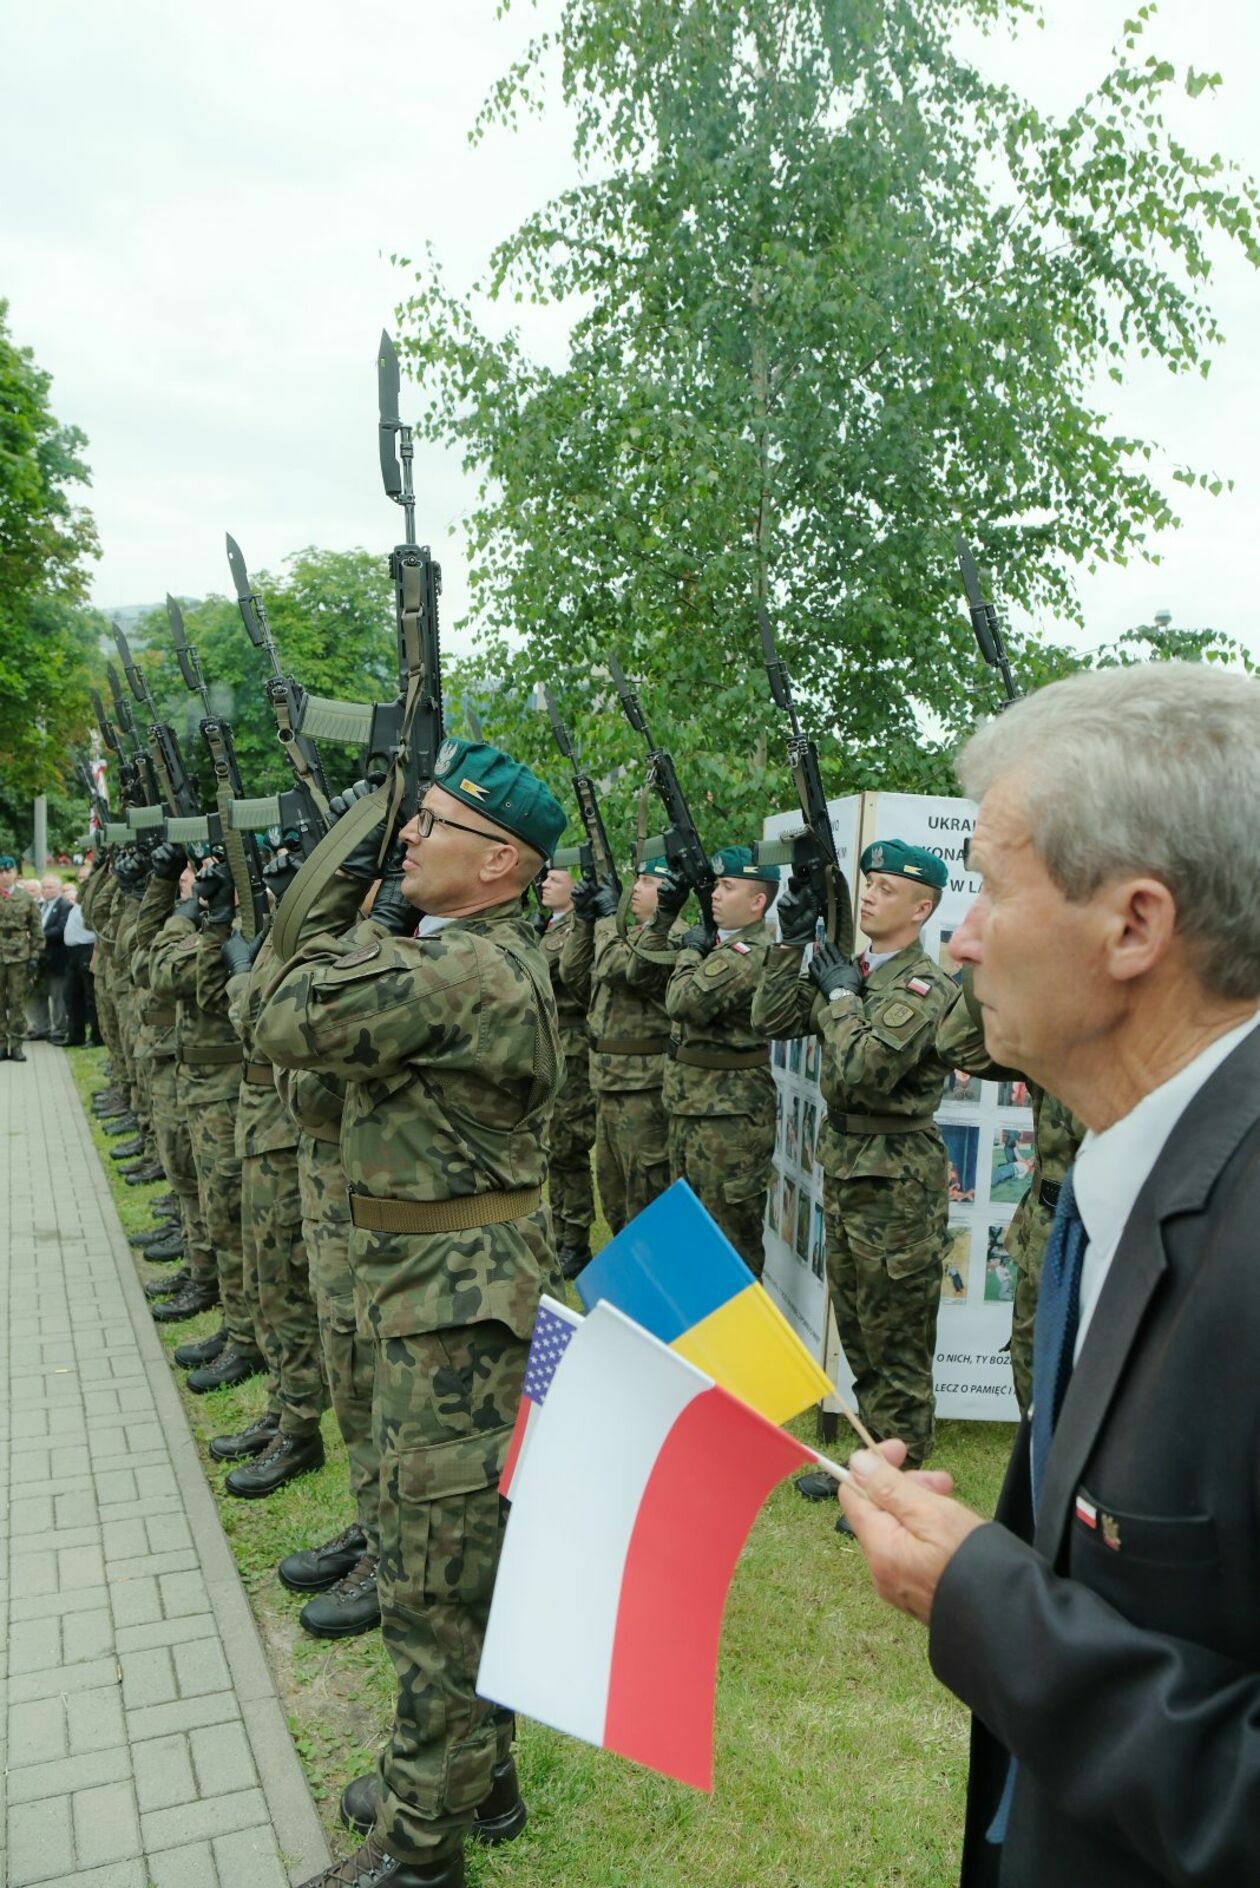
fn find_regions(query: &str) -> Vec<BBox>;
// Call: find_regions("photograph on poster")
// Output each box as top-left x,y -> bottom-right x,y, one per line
801,1100 -> 817,1175
805,1036 -> 821,1084
773,1038 -> 787,1070
789,1036 -> 803,1076
942,1123 -> 979,1203
944,1068 -> 980,1106
795,1190 -> 810,1260
811,1202 -> 826,1280
766,1167 -> 780,1228
780,1177 -> 797,1246
775,1089 -> 784,1154
941,1225 -> 970,1304
991,1128 -> 1035,1204
998,1078 -> 1030,1109
786,1096 -> 800,1166
985,1222 -> 1017,1300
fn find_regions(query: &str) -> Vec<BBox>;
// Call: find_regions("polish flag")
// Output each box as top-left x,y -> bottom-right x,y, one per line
479,1300 -> 813,1790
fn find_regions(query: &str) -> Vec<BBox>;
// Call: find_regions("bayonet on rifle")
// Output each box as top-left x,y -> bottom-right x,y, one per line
956,536 -> 1017,706
113,622 -> 199,820
165,595 -> 268,938
543,687 -> 622,896
754,603 -> 854,955
608,653 -> 715,946
105,658 -> 163,811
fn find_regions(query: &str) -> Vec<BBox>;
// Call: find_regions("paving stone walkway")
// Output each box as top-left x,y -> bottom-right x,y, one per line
1,1046 -> 330,1888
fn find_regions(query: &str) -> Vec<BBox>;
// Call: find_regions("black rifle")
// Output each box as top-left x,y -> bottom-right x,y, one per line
225,533 -> 334,854
113,624 -> 200,822
74,752 -> 111,835
105,658 -> 166,833
755,604 -> 854,955
956,536 -> 1018,705
167,595 -> 269,938
367,330 -> 443,847
543,687 -> 622,896
607,653 -> 715,945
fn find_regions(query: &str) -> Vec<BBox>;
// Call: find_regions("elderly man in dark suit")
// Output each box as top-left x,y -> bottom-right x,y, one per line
28,872 -> 73,1042
840,660 -> 1260,1888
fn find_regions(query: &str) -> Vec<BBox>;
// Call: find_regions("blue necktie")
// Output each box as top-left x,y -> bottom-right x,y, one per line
988,1167 -> 1087,1845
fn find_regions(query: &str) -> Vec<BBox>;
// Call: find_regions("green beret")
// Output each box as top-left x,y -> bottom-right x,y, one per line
0,855 -> 16,870
432,737 -> 566,859
860,838 -> 948,891
637,856 -> 673,879
711,844 -> 780,886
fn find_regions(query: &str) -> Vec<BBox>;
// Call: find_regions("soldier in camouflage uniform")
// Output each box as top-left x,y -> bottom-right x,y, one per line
82,863 -> 123,1073
753,839 -> 955,1469
628,846 -> 780,1273
208,924 -> 326,1495
0,856 -> 44,1059
258,741 -> 566,1888
936,973 -> 1085,1412
539,865 -> 596,1276
560,857 -> 675,1235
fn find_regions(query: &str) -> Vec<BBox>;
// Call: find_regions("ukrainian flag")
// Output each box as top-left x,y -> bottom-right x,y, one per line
575,1182 -> 832,1426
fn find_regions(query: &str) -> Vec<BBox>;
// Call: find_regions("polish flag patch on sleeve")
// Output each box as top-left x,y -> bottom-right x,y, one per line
907,976 -> 931,996
730,941 -> 751,954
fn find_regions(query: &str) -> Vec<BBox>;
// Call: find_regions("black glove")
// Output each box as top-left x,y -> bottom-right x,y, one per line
112,847 -> 145,891
28,955 -> 44,985
808,941 -> 863,1003
776,875 -> 821,944
654,870 -> 689,921
174,894 -> 201,924
331,779 -> 396,882
367,873 -> 416,936
220,931 -> 259,978
150,841 -> 187,882
195,859 -> 235,928
572,876 -> 618,923
262,852 -> 301,902
680,923 -> 714,956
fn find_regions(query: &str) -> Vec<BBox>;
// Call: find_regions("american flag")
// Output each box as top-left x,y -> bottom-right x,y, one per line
500,1296 -> 581,1499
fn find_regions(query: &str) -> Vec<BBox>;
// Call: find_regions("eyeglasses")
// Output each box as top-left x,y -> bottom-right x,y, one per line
413,806 -> 505,845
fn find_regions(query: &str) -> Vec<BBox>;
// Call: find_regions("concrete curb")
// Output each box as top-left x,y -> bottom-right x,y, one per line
68,1053 -> 332,1884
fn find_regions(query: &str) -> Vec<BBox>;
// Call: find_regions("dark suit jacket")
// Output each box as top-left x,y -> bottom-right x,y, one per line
929,1023 -> 1260,1887
41,894 -> 71,973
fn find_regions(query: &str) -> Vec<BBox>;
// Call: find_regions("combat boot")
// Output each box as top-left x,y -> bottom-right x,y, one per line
104,1113 -> 140,1136
129,1213 -> 178,1246
151,1192 -> 177,1211
297,1833 -> 464,1888
795,1471 -> 841,1502
9,1046 -> 27,1062
225,1429 -> 325,1498
151,1281 -> 219,1324
174,1327 -> 228,1368
557,1241 -> 592,1282
209,1412 -> 281,1462
143,1268 -> 191,1300
278,1524 -> 366,1594
340,1757 -> 524,1847
187,1345 -> 266,1394
299,1552 -> 379,1638
124,1161 -> 166,1185
141,1226 -> 185,1263
111,1139 -> 145,1159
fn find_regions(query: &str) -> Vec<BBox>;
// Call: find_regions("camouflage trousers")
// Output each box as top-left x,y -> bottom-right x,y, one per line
0,961 -> 32,1049
668,1103 -> 775,1278
595,1087 -> 670,1234
824,1173 -> 947,1469
94,971 -> 121,1067
549,1048 -> 595,1247
373,1319 -> 521,1866
298,1134 -> 379,1552
148,1054 -> 215,1288
1007,1199 -> 1055,1415
243,1142 -> 324,1438
115,987 -> 144,1125
179,1065 -> 253,1354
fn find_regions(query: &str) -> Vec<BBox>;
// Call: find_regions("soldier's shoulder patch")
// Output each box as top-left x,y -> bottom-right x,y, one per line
878,1000 -> 917,1028
906,975 -> 931,995
337,943 -> 381,969
730,940 -> 751,954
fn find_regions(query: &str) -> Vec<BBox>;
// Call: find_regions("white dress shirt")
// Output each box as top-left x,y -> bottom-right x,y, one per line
1071,1009 -> 1260,1360
64,905 -> 95,947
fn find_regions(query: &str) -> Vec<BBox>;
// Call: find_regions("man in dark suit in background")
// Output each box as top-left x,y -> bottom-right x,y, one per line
28,872 -> 73,1042
840,660 -> 1260,1887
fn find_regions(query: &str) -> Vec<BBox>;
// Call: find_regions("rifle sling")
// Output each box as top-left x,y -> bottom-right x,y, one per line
270,783 -> 392,963
217,779 -> 260,942
272,694 -> 332,824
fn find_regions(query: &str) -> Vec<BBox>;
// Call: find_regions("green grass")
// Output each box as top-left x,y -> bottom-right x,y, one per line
71,1046 -> 1014,1885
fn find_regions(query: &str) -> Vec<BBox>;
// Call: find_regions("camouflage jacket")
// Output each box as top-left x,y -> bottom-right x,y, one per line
560,914 -> 670,1095
753,938 -> 954,1183
936,975 -> 1085,1260
215,933 -> 298,1159
0,885 -> 43,965
149,912 -> 239,1054
541,909 -> 589,1059
130,877 -> 180,1056
256,878 -> 563,1340
629,915 -> 776,1118
79,864 -> 106,932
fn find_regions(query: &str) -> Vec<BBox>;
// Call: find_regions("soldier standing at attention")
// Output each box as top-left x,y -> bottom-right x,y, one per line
539,864 -> 596,1278
753,839 -> 955,1482
559,857 -> 676,1235
629,847 -> 780,1273
0,855 -> 44,1060
257,739 -> 565,1888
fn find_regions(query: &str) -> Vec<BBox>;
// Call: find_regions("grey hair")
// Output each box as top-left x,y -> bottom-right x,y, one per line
957,661 -> 1260,1001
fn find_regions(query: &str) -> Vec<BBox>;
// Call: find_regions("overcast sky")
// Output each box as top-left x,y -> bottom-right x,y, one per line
4,0 -> 1260,662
